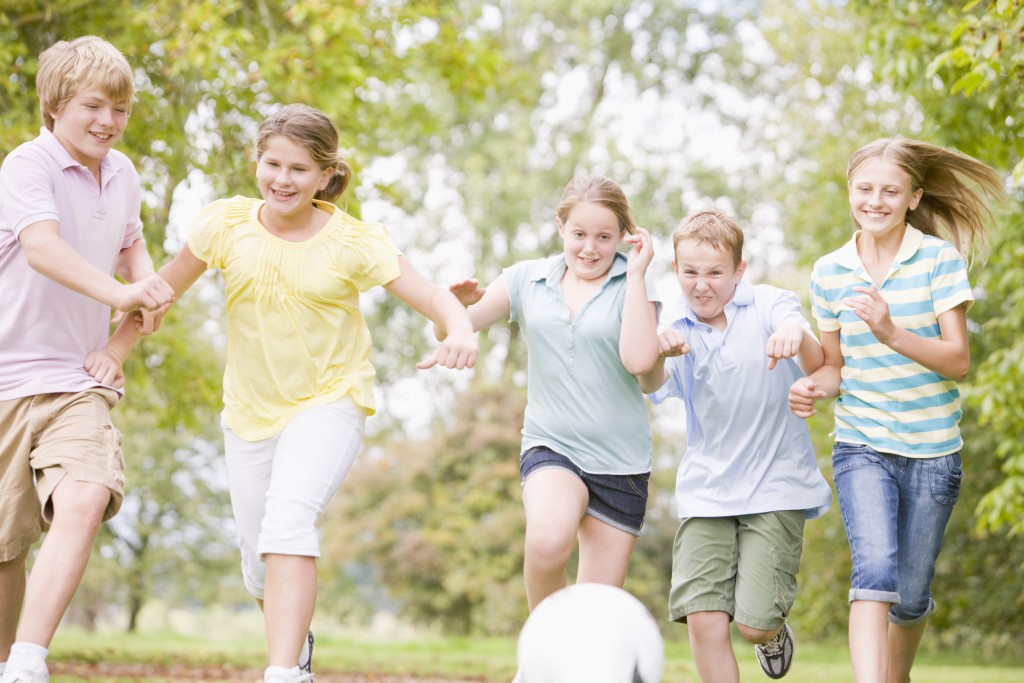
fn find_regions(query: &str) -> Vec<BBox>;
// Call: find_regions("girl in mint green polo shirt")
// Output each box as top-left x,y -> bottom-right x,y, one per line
447,175 -> 661,683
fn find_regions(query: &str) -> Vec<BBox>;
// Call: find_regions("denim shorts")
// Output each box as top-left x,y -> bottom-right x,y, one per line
520,446 -> 650,536
832,441 -> 962,625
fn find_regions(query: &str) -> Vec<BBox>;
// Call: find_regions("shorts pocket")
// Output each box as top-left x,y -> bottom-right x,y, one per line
626,472 -> 650,501
772,550 -> 802,618
929,452 -> 962,506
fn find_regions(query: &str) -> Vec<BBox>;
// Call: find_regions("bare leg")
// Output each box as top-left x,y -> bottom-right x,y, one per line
17,480 -> 109,646
576,515 -> 636,587
849,600 -> 890,683
888,620 -> 927,683
263,554 -> 316,668
0,549 -> 29,660
687,611 -> 739,683
521,469 -> 588,610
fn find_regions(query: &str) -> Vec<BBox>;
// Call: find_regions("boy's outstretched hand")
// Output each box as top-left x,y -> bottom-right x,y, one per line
658,330 -> 690,358
85,348 -> 126,389
788,376 -> 826,418
765,323 -> 804,370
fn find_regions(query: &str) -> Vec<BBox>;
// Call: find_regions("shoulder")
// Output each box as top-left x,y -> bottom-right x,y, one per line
204,196 -> 259,226
506,255 -> 557,280
751,283 -> 797,304
0,138 -> 52,179
324,207 -> 392,240
105,148 -> 139,177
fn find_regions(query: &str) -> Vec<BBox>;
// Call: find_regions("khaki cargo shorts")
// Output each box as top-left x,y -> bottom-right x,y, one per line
0,388 -> 125,562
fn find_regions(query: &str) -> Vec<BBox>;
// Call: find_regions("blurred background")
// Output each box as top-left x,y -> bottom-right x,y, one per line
1,0 -> 1021,663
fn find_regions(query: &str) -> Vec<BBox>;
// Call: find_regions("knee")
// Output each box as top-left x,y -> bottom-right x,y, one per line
51,482 -> 111,529
686,611 -> 731,644
737,623 -> 776,644
524,531 -> 574,570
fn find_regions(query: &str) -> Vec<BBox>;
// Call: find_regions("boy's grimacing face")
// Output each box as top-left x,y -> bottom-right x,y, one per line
672,238 -> 746,329
50,87 -> 129,171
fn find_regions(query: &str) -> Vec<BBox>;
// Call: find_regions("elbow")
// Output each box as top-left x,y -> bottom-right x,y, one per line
623,354 -> 658,379
21,242 -> 45,271
948,359 -> 970,383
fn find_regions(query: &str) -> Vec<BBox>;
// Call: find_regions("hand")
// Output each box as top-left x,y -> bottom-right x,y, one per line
623,227 -> 655,276
788,376 -> 826,419
85,348 -> 125,389
416,330 -> 479,370
658,330 -> 690,358
130,308 -> 167,335
449,279 -> 485,307
112,273 -> 176,315
844,285 -> 896,344
766,323 -> 804,370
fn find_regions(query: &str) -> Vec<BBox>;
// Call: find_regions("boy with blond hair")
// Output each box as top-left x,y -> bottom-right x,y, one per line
0,36 -> 173,683
640,208 -> 831,681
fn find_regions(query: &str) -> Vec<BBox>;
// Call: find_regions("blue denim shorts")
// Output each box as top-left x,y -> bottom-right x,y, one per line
832,441 -> 962,625
520,446 -> 650,536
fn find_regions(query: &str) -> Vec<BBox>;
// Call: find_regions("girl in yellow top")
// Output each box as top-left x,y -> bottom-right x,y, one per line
92,104 -> 477,683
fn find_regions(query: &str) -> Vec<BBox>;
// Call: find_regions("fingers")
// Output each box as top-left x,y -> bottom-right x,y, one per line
449,279 -> 484,307
136,309 -> 166,335
415,351 -> 439,370
418,337 -> 479,371
788,378 -> 826,418
84,352 -> 122,386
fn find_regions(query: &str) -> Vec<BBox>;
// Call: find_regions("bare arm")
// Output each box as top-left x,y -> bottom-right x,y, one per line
114,237 -> 157,282
846,285 -> 970,381
766,322 -> 824,373
619,228 -> 660,377
19,220 -> 174,313
94,245 -> 209,368
450,274 -> 514,333
384,256 -> 479,370
788,329 -> 842,418
638,329 -> 690,394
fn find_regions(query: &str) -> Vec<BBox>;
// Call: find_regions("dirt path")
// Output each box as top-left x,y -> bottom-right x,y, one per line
51,661 -> 489,682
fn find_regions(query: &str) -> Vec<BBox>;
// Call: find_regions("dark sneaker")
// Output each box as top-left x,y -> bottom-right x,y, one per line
298,630 -> 314,675
755,622 -> 794,679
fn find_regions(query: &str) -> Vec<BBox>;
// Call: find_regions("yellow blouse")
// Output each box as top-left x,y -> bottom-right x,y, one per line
188,196 -> 401,440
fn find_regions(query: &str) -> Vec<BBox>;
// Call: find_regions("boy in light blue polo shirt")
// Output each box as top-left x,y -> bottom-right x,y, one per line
641,207 -> 831,682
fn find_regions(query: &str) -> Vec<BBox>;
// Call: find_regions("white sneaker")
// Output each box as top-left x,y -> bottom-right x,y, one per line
0,666 -> 49,683
511,670 -> 523,683
264,672 -> 313,683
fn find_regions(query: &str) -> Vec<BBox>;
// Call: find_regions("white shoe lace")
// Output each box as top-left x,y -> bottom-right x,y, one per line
760,629 -> 786,656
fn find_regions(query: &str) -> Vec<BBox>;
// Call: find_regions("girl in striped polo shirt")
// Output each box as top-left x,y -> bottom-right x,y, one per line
788,138 -> 1004,683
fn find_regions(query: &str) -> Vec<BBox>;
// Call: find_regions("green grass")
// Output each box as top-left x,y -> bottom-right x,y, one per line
46,625 -> 1024,682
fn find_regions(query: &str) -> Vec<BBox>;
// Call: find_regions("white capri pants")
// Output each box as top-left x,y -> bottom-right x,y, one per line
223,397 -> 366,599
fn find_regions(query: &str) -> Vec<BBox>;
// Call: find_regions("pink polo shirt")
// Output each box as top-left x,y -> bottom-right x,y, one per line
0,128 -> 143,400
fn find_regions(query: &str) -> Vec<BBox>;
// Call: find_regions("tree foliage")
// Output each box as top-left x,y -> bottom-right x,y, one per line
2,0 -> 1021,655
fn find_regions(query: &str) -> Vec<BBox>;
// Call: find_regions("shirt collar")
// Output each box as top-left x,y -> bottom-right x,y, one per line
834,225 -> 924,271
38,126 -> 119,179
533,251 -> 629,288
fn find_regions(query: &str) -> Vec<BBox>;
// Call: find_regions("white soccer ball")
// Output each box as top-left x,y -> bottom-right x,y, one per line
517,583 -> 664,683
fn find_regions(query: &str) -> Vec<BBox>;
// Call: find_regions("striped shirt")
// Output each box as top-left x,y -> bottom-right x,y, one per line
810,226 -> 973,457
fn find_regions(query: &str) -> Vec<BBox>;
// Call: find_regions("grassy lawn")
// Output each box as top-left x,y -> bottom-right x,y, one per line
46,625 -> 1024,682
